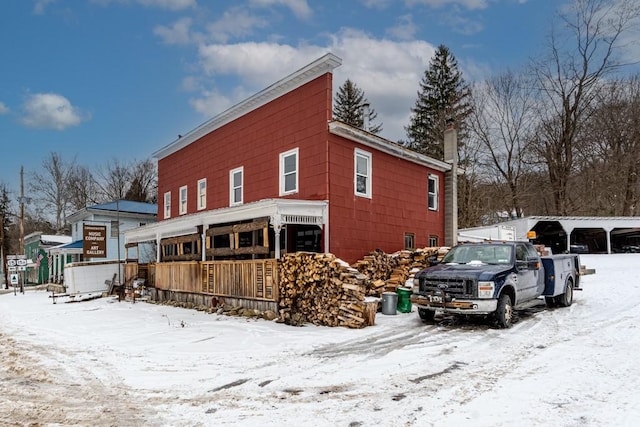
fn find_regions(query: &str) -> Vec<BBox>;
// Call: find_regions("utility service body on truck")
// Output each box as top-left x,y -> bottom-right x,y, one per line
411,241 -> 581,328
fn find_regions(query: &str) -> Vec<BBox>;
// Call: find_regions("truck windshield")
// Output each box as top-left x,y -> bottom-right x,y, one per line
441,245 -> 513,265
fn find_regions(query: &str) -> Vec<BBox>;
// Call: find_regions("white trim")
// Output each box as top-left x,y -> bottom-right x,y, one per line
330,121 -> 452,173
354,148 -> 372,198
153,53 -> 342,160
179,185 -> 188,215
163,192 -> 171,219
124,198 -> 329,246
230,167 -> 244,206
197,178 -> 207,211
279,148 -> 299,196
428,174 -> 439,211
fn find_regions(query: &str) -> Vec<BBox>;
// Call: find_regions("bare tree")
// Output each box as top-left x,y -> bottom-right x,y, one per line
96,158 -> 131,201
29,152 -> 75,233
67,165 -> 102,210
125,159 -> 157,203
531,0 -> 640,215
576,75 -> 640,215
469,70 -> 538,219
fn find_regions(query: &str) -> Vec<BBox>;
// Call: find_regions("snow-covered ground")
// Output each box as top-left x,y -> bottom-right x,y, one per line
1,254 -> 639,427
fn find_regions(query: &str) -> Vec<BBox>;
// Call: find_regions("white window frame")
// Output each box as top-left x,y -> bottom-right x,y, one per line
197,178 -> 207,210
354,148 -> 372,198
279,148 -> 299,196
163,192 -> 171,219
230,167 -> 243,206
179,185 -> 188,215
428,174 -> 439,211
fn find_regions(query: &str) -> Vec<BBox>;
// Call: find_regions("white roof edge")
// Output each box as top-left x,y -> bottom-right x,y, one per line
124,198 -> 329,244
329,121 -> 452,172
153,53 -> 343,160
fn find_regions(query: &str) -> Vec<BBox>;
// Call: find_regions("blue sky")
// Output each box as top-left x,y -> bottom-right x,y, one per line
0,0 -> 608,199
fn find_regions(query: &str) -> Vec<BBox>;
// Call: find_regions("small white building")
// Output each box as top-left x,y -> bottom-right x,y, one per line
49,200 -> 157,293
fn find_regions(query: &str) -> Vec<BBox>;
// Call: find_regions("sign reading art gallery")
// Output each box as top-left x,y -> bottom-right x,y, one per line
83,224 -> 107,258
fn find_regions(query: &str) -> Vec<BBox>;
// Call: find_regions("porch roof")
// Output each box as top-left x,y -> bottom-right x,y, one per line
124,198 -> 329,245
48,239 -> 83,255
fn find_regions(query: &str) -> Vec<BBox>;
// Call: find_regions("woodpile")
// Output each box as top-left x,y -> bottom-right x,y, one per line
278,252 -> 371,329
277,247 -> 450,329
353,247 -> 449,296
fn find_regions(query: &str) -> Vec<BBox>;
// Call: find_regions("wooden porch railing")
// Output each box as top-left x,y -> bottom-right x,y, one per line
152,259 -> 279,302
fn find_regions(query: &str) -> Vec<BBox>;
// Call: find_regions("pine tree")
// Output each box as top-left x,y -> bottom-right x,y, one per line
333,79 -> 382,134
406,45 -> 472,160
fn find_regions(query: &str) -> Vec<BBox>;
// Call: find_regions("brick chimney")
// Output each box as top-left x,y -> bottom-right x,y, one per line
443,120 -> 458,247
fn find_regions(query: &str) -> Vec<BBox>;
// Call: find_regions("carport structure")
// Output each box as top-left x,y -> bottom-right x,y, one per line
474,216 -> 640,254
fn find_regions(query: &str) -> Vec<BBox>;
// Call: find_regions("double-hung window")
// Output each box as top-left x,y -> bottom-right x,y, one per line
354,148 -> 372,198
230,167 -> 243,206
280,148 -> 298,195
428,174 -> 439,211
197,178 -> 207,210
179,185 -> 188,215
163,192 -> 171,219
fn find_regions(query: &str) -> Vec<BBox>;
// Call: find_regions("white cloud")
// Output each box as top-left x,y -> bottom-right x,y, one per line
386,14 -> 418,40
206,8 -> 269,43
33,0 -> 56,14
154,17 -> 193,45
90,0 -> 196,10
0,102 -> 9,115
193,30 -> 437,142
249,0 -> 312,19
20,93 -> 87,130
137,0 -> 196,10
406,0 -> 489,10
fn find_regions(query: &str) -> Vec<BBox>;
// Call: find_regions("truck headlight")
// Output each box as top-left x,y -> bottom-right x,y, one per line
478,281 -> 495,298
412,277 -> 420,293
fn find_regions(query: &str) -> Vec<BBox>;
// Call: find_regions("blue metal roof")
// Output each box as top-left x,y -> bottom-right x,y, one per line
91,200 -> 157,215
58,240 -> 83,249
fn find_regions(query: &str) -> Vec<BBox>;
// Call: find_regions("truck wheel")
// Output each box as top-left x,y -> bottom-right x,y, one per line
545,296 -> 556,308
418,308 -> 436,322
556,279 -> 574,307
495,294 -> 513,328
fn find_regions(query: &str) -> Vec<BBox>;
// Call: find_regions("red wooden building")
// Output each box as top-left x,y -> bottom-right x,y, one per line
125,53 -> 453,265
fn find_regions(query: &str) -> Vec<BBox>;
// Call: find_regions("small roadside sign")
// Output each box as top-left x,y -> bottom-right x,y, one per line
7,259 -> 16,267
8,266 -> 17,272
10,274 -> 18,285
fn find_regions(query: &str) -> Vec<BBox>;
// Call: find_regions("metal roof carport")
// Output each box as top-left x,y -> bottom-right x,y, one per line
461,216 -> 640,254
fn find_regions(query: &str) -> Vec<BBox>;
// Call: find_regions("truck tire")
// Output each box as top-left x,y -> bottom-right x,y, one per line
495,293 -> 513,328
556,279 -> 574,307
418,308 -> 436,322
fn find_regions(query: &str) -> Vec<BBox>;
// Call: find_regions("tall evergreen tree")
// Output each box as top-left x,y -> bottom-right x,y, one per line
406,45 -> 472,160
333,79 -> 382,134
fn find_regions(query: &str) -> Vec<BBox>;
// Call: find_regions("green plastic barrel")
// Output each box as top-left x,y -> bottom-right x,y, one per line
396,287 -> 413,313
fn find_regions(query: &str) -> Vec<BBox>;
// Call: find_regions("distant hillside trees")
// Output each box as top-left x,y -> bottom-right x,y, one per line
333,79 -> 382,134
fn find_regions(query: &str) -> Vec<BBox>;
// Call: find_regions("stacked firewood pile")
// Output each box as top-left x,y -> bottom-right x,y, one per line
278,252 -> 372,328
277,247 -> 451,329
352,247 -> 448,296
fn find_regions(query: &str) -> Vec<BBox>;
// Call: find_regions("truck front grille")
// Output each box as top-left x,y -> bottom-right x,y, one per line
420,277 -> 476,298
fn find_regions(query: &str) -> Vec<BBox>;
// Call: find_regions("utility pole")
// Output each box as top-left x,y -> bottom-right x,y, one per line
19,166 -> 25,255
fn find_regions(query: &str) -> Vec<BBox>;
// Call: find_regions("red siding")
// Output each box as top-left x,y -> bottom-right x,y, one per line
158,74 -> 334,217
327,135 -> 445,263
156,70 -> 446,264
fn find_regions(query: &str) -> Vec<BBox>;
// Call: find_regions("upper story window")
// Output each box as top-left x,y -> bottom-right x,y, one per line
197,178 -> 207,210
428,174 -> 439,211
280,148 -> 299,195
179,185 -> 188,215
163,192 -> 171,219
354,148 -> 372,198
230,167 -> 243,206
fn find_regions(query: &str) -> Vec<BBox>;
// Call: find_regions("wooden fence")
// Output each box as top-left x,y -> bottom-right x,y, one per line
152,259 -> 279,302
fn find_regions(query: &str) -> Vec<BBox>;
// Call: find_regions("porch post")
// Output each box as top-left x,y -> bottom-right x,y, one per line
156,233 -> 161,263
272,216 -> 282,259
201,232 -> 206,261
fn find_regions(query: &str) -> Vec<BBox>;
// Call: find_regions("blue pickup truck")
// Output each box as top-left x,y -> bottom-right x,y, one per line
410,241 -> 581,328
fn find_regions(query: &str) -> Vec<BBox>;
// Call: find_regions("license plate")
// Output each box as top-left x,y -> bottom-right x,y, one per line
429,295 -> 443,303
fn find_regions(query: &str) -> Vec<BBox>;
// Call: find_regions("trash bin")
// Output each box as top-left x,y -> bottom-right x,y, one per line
381,292 -> 398,315
396,287 -> 412,313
